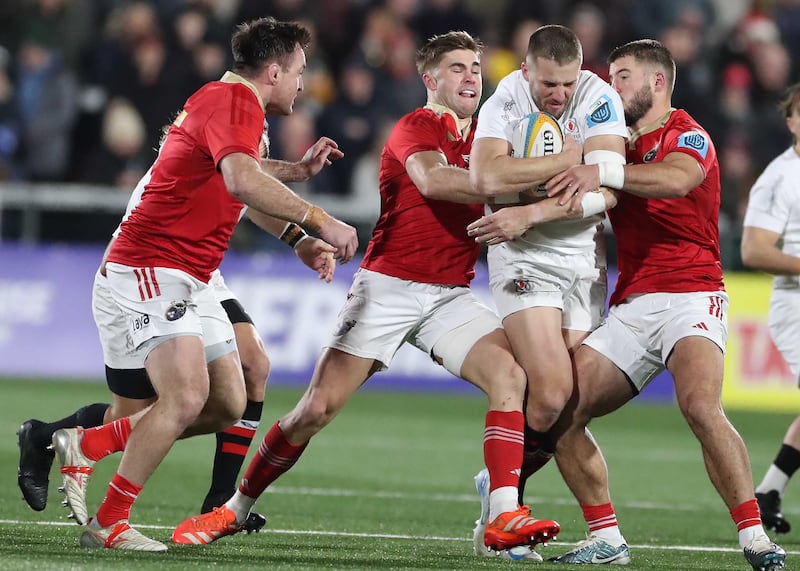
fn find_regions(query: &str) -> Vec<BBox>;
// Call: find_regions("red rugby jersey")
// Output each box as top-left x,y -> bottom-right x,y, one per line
609,109 -> 724,305
108,75 -> 263,282
361,107 -> 483,286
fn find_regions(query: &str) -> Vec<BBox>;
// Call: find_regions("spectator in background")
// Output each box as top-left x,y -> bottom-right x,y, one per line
15,37 -> 78,181
658,23 -> 719,134
773,0 -> 800,79
481,18 -> 543,95
568,2 -> 609,80
347,116 -> 396,224
630,0 -> 717,40
0,47 -> 18,181
741,83 -> 800,537
748,40 -> 793,166
316,56 -> 387,195
74,97 -> 148,188
412,0 -> 479,44
8,0 -> 94,73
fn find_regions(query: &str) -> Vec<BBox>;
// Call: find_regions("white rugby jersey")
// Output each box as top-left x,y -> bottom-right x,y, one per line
743,146 -> 800,289
475,69 -> 628,252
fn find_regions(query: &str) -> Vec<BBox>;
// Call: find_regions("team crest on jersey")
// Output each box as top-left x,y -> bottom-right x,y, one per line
677,130 -> 709,158
586,95 -> 618,127
563,118 -> 579,135
643,145 -> 659,162
462,154 -> 470,164
165,301 -> 187,321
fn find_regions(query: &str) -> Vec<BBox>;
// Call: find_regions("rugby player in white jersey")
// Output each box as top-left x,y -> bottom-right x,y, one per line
742,83 -> 800,538
466,24 -> 627,560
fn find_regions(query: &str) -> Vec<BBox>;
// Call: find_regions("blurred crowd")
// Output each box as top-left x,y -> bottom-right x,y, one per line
0,0 -> 798,259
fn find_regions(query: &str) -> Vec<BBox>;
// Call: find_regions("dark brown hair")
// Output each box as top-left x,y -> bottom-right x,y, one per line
231,17 -> 311,75
608,39 -> 676,94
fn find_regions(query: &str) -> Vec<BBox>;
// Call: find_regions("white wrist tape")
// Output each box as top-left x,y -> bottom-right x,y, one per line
584,149 -> 626,189
581,191 -> 607,218
597,162 -> 625,189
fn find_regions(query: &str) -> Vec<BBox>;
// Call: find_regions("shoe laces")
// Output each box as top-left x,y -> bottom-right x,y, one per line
191,506 -> 236,529
573,533 -> 603,550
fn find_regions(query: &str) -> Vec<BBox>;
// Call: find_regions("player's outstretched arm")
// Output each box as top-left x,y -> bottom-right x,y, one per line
221,152 -> 358,263
262,137 -> 344,182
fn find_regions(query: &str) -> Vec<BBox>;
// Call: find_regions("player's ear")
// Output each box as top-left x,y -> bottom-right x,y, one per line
421,72 -> 437,91
653,70 -> 666,91
521,61 -> 529,80
266,62 -> 281,85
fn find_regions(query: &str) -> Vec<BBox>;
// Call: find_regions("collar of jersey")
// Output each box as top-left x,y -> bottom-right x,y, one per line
628,107 -> 675,149
220,71 -> 266,112
424,102 -> 472,140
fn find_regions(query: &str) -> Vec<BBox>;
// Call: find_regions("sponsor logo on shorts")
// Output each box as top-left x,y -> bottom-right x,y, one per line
514,279 -> 532,293
165,300 -> 187,321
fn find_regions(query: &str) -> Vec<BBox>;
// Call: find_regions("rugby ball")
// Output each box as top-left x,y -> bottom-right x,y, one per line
494,112 -> 564,205
512,112 -> 564,161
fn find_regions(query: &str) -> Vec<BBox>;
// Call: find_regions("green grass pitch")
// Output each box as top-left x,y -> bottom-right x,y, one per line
1,378 -> 798,569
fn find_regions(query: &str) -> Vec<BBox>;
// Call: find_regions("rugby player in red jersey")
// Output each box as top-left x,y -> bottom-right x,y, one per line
171,30 -> 560,554
50,17 -> 357,551
474,38 -> 787,569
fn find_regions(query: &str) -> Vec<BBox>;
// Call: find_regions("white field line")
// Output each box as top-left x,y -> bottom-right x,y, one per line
1,518 -> 798,557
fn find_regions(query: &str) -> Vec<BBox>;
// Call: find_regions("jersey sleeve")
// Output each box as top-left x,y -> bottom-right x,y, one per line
578,81 -> 628,141
474,77 -> 520,143
205,86 -> 263,167
662,123 -> 714,177
389,112 -> 443,166
743,160 -> 791,233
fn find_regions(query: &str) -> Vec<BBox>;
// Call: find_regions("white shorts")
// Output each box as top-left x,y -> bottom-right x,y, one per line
487,242 -> 607,331
584,291 -> 729,391
104,262 -> 235,360
769,289 -> 800,380
327,268 -> 502,376
209,269 -> 237,304
93,270 -> 144,369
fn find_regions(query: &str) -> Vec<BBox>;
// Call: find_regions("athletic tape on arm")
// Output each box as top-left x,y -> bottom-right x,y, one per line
585,149 -> 625,189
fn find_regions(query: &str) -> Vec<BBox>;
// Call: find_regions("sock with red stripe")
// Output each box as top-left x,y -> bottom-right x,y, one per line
732,498 -> 767,548
95,472 -> 142,527
484,410 -> 524,521
79,417 -> 132,462
581,503 -> 625,546
238,421 -> 307,500
201,400 -> 263,513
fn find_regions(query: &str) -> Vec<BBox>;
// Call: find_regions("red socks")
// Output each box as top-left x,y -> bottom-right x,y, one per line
80,417 -> 132,461
484,410 -> 525,490
238,422 -> 307,498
